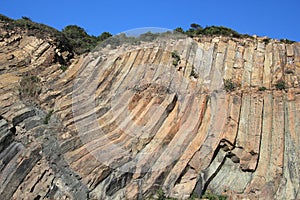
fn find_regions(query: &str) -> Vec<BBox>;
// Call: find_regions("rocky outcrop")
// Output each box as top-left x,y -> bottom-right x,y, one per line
0,22 -> 300,200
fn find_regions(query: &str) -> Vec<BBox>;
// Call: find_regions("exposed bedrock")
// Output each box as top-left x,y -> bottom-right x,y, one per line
1,25 -> 300,199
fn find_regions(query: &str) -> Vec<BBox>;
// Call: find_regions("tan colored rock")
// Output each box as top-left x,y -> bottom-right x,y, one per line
251,44 -> 265,87
242,43 -> 254,87
263,43 -> 273,88
1,23 -> 300,200
286,44 -> 294,57
223,40 -> 236,80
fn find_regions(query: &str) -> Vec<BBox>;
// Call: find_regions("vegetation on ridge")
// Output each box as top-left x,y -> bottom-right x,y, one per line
0,14 -> 71,51
0,14 -> 297,55
0,14 -> 112,54
174,23 -> 297,43
176,23 -> 251,39
62,25 -> 112,54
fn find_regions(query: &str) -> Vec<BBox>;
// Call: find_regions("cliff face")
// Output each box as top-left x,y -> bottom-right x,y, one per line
0,21 -> 300,200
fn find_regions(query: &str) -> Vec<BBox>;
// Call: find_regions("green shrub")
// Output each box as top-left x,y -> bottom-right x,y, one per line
157,188 -> 166,200
242,34 -> 254,39
1,15 -> 72,56
156,189 -> 176,200
22,16 -> 32,21
223,79 -> 237,92
190,23 -> 203,30
146,189 -> 202,200
285,69 -> 294,74
0,14 -> 13,22
62,25 -> 95,54
171,51 -> 180,67
185,29 -> 196,37
62,25 -> 113,54
183,24 -> 246,38
98,32 -> 112,41
189,193 -> 200,200
275,80 -> 286,90
139,31 -> 161,42
2,14 -> 110,55
62,25 -> 87,37
263,38 -> 271,44
280,38 -> 295,44
96,33 -> 139,49
44,110 -> 54,124
202,190 -> 227,200
60,65 -> 68,72
201,26 -> 241,38
258,86 -> 267,91
174,27 -> 185,34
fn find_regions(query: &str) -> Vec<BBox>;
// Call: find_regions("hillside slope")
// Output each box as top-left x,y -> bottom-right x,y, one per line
0,18 -> 300,200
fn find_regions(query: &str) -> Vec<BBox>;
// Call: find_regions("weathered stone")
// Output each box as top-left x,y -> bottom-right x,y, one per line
0,119 -> 14,152
12,107 -> 35,126
242,43 -> 254,87
0,23 -> 300,200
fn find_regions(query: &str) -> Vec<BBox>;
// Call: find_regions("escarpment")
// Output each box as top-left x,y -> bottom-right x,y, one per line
0,19 -> 300,200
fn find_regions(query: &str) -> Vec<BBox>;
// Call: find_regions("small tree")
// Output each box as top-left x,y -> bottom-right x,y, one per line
174,27 -> 184,34
263,38 -> 271,44
62,25 -> 89,39
190,23 -> 202,30
98,32 -> 112,41
22,16 -> 32,21
280,38 -> 295,44
62,25 -> 97,54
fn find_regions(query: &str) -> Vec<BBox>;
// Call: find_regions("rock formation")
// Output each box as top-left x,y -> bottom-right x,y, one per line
0,20 -> 300,200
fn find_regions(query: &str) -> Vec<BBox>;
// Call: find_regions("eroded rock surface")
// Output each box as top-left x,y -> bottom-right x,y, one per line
1,23 -> 300,200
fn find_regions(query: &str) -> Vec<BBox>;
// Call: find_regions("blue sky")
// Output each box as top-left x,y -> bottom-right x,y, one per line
1,0 -> 299,41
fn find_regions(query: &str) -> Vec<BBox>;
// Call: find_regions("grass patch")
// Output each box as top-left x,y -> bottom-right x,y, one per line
19,75 -> 41,100
202,190 -> 227,200
146,188 -> 180,200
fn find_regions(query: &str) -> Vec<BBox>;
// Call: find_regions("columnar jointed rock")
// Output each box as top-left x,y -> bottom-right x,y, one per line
0,23 -> 300,200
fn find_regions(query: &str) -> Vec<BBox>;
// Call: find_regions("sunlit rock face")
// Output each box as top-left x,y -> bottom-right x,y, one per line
0,24 -> 300,200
